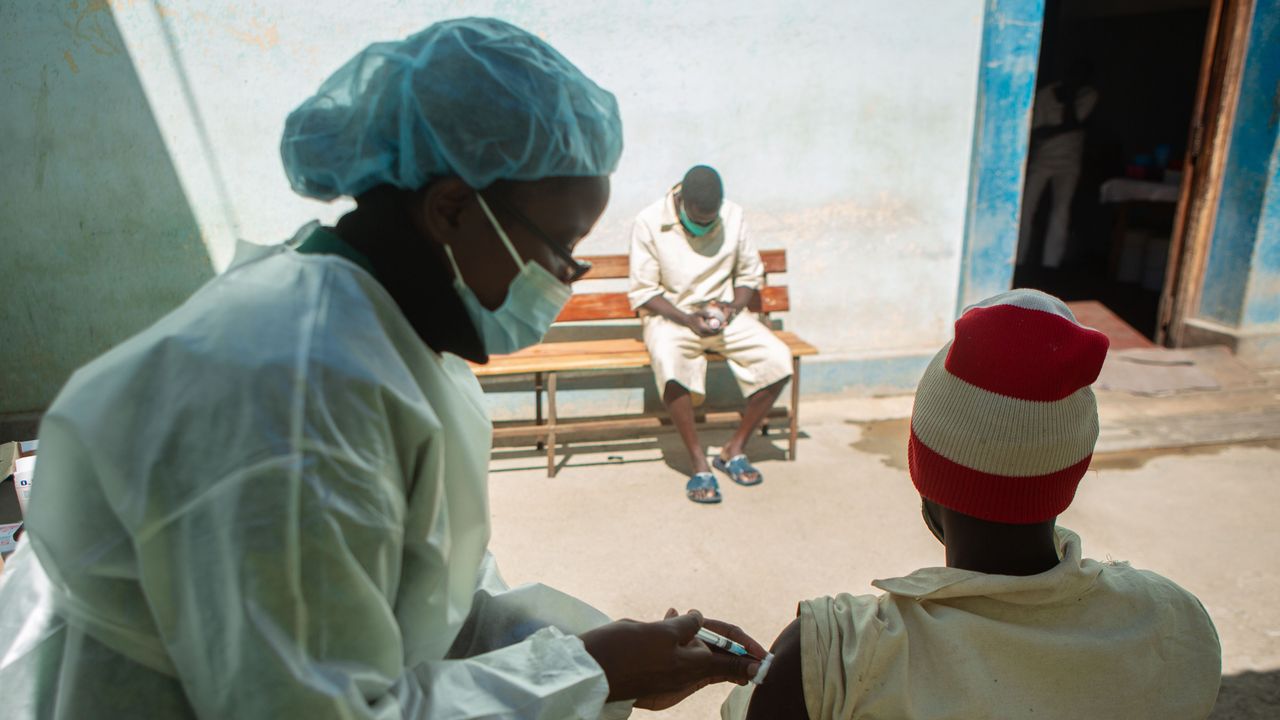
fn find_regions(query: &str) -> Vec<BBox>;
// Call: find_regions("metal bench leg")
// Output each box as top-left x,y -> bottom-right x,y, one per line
546,372 -> 558,477
789,357 -> 801,461
535,372 -> 544,451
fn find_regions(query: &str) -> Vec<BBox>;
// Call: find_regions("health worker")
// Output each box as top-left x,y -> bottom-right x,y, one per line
0,17 -> 763,719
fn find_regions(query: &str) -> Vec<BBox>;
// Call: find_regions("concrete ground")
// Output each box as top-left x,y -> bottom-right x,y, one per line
487,386 -> 1280,719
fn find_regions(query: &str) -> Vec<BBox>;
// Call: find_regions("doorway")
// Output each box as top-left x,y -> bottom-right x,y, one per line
1013,0 -> 1214,340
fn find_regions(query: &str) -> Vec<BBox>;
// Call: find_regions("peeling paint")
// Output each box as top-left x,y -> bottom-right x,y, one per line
749,195 -> 925,240
62,0 -> 124,56
172,4 -> 282,51
225,18 -> 278,50
68,0 -> 283,52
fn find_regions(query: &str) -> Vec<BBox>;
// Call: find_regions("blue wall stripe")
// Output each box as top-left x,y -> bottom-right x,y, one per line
956,0 -> 1046,312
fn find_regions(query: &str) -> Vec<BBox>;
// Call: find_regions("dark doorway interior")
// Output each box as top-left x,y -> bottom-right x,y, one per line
1015,0 -> 1211,340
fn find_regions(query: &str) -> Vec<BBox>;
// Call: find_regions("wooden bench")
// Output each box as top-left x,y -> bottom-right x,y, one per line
470,249 -> 818,476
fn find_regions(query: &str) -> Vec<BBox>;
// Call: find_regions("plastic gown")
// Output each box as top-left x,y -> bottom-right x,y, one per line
0,242 -> 624,719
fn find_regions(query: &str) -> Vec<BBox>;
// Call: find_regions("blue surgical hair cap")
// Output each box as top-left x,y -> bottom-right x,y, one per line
281,17 -> 623,200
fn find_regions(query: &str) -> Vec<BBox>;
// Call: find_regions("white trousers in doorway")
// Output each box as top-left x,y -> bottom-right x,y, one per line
1017,158 -> 1081,269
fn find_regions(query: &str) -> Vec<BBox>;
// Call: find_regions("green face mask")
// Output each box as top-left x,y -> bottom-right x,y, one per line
679,206 -> 719,237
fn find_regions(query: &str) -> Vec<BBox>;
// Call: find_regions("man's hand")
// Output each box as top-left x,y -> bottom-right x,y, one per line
710,300 -> 740,325
684,311 -> 724,337
581,609 -> 765,709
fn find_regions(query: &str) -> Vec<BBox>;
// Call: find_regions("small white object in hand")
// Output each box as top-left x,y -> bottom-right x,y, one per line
705,304 -> 727,330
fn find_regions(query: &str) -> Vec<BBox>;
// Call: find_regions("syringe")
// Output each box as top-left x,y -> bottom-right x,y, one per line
696,627 -> 752,656
696,628 -> 775,685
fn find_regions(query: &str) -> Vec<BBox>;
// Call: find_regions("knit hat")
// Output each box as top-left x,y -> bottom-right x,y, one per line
909,289 -> 1110,524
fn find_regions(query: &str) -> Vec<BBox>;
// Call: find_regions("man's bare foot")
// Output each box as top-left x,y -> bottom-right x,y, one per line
714,453 -> 763,486
685,472 -> 722,504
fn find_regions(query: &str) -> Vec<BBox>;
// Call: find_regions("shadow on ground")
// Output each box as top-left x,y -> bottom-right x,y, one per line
1211,669 -> 1280,719
490,427 -> 794,477
654,426 -> 789,477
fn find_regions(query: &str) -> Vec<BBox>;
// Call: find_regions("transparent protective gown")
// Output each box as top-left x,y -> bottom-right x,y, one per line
0,242 -> 622,719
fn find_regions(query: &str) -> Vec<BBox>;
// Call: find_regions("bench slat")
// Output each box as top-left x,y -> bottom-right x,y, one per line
579,249 -> 786,280
556,285 -> 790,323
754,286 -> 789,314
761,249 -> 786,274
557,293 -> 634,322
491,406 -> 789,443
578,255 -> 630,279
472,331 -> 817,376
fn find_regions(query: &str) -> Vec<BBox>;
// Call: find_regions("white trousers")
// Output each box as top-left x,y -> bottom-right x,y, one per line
1017,158 -> 1081,268
642,312 -> 792,405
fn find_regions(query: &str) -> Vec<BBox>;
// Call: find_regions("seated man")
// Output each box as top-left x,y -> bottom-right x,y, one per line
629,165 -> 792,504
727,289 -> 1222,719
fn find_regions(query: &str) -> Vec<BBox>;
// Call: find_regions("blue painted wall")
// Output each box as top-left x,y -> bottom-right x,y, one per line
1199,0 -> 1280,329
1249,136 -> 1280,326
956,0 -> 1046,312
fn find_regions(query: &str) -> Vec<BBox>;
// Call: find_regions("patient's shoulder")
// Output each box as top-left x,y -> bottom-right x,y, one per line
746,618 -> 807,720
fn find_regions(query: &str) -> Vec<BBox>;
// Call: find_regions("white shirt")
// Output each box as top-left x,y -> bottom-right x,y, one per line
723,529 -> 1221,720
1030,82 -> 1099,168
628,187 -> 765,313
0,240 -> 615,719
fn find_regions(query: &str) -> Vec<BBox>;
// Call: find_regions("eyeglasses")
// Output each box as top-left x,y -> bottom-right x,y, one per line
483,194 -> 593,283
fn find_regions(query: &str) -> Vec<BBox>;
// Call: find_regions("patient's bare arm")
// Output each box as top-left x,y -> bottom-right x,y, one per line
745,618 -> 806,720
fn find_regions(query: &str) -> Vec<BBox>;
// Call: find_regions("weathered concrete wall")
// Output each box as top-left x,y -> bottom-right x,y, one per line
0,3 -> 213,416
1,0 -> 987,418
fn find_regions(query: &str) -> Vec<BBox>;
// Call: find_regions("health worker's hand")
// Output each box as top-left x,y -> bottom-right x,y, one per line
581,609 -> 765,710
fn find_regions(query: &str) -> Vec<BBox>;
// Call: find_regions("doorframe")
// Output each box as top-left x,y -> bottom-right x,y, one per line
1159,0 -> 1255,345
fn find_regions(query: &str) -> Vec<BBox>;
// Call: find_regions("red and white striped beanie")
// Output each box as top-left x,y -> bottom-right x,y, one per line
909,289 -> 1110,524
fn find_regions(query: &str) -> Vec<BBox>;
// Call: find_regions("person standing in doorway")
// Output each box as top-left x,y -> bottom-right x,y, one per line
1017,59 -> 1099,269
629,166 -> 793,504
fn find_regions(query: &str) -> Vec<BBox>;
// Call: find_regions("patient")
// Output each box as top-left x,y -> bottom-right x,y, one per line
726,289 -> 1222,720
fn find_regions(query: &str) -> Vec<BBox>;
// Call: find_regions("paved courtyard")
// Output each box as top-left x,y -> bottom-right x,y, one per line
487,391 -> 1280,719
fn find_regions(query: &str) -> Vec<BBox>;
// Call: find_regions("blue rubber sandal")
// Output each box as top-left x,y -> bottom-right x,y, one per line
686,472 -> 722,504
713,454 -> 763,486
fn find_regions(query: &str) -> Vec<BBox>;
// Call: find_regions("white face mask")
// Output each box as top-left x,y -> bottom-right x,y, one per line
444,194 -> 572,355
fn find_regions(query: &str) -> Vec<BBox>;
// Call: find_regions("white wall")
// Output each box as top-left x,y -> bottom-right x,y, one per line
2,0 -> 984,412
112,0 -> 984,353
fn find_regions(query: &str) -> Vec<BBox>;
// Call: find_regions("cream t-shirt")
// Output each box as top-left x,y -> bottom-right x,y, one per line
628,187 -> 765,313
723,529 -> 1221,720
